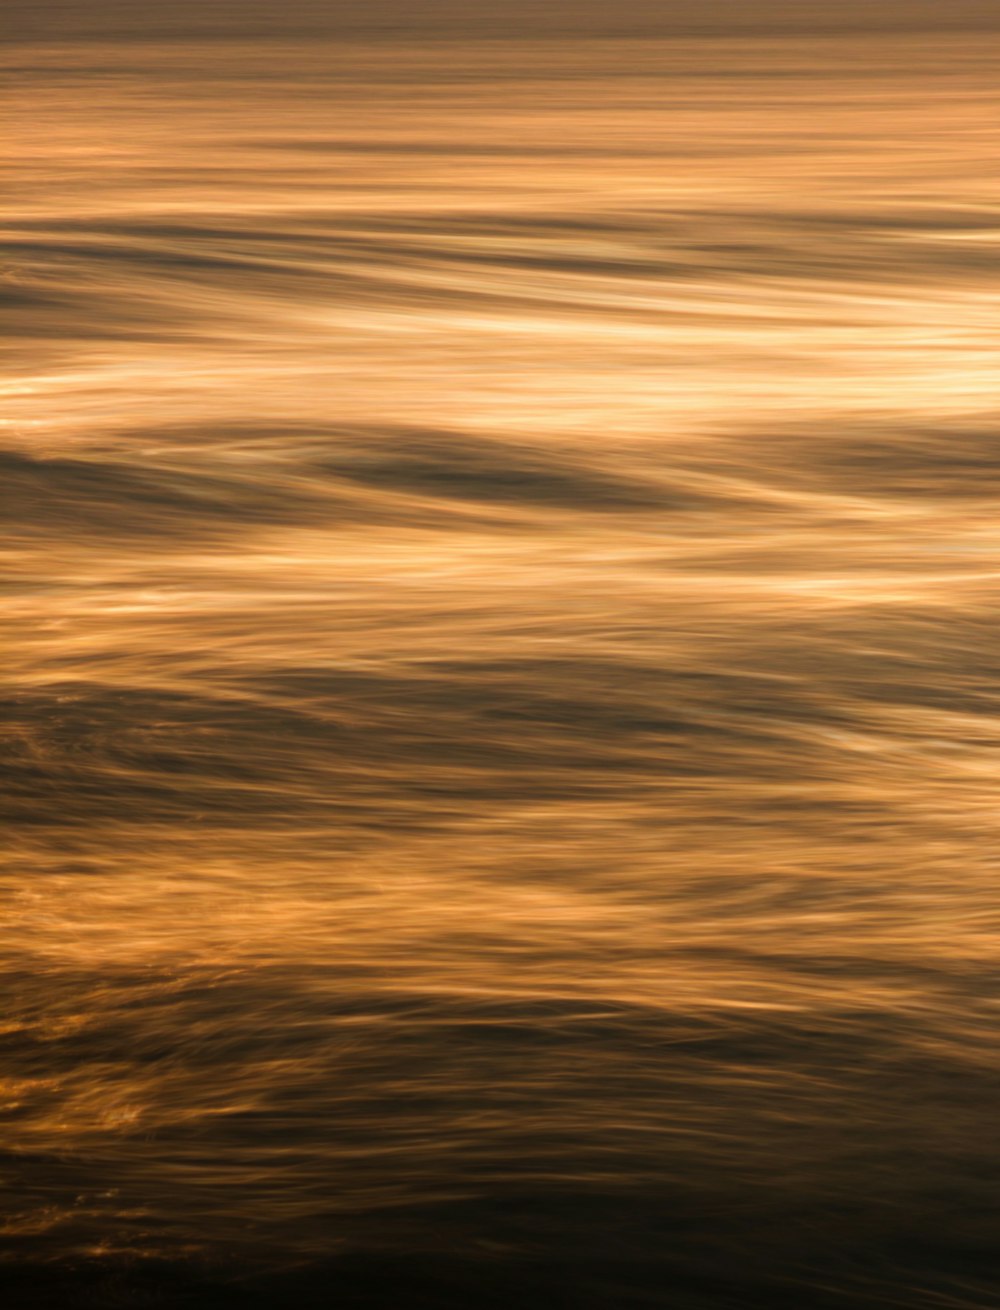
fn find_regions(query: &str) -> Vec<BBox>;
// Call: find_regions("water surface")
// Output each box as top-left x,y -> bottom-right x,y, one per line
3,25 -> 1000,1309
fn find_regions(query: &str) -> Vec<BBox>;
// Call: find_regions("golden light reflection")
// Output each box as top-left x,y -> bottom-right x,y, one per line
3,23 -> 1000,1309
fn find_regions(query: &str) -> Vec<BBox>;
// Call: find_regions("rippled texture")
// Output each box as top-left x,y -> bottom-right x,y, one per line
4,22 -> 1000,1309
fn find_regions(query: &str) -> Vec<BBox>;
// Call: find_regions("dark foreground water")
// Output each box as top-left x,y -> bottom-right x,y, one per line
3,23 -> 1000,1310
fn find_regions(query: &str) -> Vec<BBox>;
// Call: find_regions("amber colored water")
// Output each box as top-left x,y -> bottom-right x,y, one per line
3,24 -> 1000,1309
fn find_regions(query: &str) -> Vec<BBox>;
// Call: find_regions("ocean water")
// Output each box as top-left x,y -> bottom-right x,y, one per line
3,24 -> 1000,1309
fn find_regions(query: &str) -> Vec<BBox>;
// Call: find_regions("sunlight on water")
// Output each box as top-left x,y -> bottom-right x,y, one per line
3,24 -> 1000,1309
